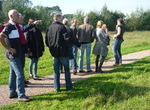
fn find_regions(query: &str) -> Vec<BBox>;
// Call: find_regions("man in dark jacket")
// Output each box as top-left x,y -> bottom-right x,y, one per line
45,14 -> 73,92
62,18 -> 81,75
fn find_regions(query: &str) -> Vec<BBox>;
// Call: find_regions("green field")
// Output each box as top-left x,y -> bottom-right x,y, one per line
0,55 -> 150,110
0,31 -> 150,85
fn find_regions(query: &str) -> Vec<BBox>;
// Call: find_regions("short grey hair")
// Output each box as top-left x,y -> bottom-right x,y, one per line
8,9 -> 17,19
53,13 -> 62,21
62,18 -> 68,25
84,16 -> 89,23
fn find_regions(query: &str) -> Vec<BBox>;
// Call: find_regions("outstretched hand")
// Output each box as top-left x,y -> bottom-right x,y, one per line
34,20 -> 42,25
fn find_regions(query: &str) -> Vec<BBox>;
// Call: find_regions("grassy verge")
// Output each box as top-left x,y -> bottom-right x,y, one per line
0,56 -> 150,110
0,31 -> 150,85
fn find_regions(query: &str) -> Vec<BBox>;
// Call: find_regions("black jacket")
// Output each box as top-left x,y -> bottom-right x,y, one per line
45,21 -> 70,58
26,27 -> 44,58
65,26 -> 81,47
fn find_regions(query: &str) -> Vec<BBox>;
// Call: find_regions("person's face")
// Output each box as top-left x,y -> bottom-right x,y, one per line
73,20 -> 77,26
11,11 -> 19,23
57,16 -> 62,23
117,20 -> 120,25
102,25 -> 107,30
18,16 -> 23,24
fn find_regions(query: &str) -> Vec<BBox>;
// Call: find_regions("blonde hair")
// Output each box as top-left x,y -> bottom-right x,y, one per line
96,20 -> 103,28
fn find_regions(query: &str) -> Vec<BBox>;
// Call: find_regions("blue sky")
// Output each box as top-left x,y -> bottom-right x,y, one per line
31,0 -> 150,15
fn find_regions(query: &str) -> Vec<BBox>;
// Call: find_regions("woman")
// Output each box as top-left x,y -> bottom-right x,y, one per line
113,18 -> 125,66
26,18 -> 44,80
92,21 -> 110,73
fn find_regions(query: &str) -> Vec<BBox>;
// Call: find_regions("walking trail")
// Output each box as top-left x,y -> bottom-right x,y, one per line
0,49 -> 150,106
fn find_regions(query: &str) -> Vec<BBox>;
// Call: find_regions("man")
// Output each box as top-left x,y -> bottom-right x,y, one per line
78,16 -> 94,73
62,18 -> 81,75
18,13 -> 30,85
0,9 -> 30,102
0,9 -> 40,102
70,19 -> 79,75
45,14 -> 73,92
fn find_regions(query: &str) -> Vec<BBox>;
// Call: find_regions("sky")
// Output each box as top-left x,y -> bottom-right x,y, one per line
30,0 -> 150,15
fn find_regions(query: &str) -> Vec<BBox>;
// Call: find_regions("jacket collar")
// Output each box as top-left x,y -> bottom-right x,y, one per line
8,20 -> 16,25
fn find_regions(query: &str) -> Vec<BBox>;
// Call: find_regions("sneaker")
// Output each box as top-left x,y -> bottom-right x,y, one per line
9,94 -> 18,99
79,70 -> 86,73
66,87 -> 74,91
33,76 -> 42,80
18,97 -> 31,102
73,70 -> 77,75
24,80 -> 30,84
99,70 -> 105,73
113,64 -> 119,66
87,70 -> 93,73
25,84 -> 28,87
54,89 -> 61,92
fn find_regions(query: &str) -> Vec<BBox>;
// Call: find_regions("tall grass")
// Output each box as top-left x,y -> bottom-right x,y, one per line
0,31 -> 150,85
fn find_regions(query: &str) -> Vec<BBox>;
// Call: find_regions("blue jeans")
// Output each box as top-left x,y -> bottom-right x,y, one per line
9,57 -> 26,98
70,45 -> 78,71
113,39 -> 123,64
29,58 -> 39,78
78,43 -> 91,71
54,57 -> 72,91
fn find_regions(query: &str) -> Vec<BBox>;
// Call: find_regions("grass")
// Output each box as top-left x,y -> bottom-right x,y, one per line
0,56 -> 150,110
0,31 -> 150,85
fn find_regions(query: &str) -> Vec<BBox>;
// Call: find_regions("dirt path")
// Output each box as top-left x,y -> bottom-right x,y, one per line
0,49 -> 150,106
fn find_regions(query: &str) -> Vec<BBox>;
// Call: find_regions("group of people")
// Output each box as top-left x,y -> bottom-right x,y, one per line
0,9 -> 124,102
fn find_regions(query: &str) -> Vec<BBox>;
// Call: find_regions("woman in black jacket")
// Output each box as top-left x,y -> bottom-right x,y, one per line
26,18 -> 44,80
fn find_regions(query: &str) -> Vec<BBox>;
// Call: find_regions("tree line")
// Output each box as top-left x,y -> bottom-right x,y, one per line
0,0 -> 150,31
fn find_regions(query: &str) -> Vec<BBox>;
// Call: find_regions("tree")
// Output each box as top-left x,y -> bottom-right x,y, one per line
63,14 -> 74,26
0,0 -> 4,10
125,8 -> 143,31
100,4 -> 125,31
73,10 -> 85,27
32,6 -> 53,31
140,10 -> 150,30
1,0 -> 32,24
87,11 -> 101,28
2,0 -> 32,14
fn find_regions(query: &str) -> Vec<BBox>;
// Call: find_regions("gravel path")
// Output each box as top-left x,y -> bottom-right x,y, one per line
0,49 -> 150,106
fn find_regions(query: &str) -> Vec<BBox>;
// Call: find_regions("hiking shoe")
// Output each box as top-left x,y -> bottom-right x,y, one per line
24,80 -> 30,84
33,76 -> 42,80
53,89 -> 61,92
99,70 -> 105,73
79,70 -> 86,73
87,70 -> 93,73
25,84 -> 28,87
113,64 -> 119,66
18,97 -> 31,102
9,94 -> 18,99
73,70 -> 77,75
